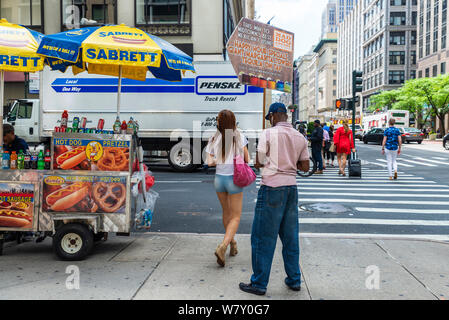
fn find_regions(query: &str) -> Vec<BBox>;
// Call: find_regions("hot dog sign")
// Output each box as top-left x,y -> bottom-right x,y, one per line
53,138 -> 130,172
43,175 -> 127,214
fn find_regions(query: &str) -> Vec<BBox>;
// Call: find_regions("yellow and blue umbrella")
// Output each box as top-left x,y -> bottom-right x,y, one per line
37,24 -> 195,117
0,18 -> 44,146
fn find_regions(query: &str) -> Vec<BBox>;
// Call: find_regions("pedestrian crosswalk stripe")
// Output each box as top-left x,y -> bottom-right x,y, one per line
300,187 -> 449,192
305,176 -> 424,180
366,162 -> 387,167
398,158 -> 437,167
295,179 -> 432,183
299,218 -> 449,226
298,192 -> 449,198
432,157 -> 448,161
376,159 -> 414,167
299,198 -> 449,205
355,207 -> 449,214
293,183 -> 443,187
413,157 -> 449,166
299,233 -> 449,241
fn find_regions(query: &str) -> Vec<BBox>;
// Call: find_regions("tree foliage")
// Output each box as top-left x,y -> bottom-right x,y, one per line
368,75 -> 449,133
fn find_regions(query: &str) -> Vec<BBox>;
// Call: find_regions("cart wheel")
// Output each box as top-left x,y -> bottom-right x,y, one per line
53,223 -> 94,261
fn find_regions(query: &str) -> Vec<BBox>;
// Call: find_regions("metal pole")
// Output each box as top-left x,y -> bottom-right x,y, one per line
352,95 -> 356,146
263,88 -> 266,129
0,70 -> 4,149
117,65 -> 122,119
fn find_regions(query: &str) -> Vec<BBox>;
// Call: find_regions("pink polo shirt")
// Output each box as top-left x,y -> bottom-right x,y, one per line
258,122 -> 309,188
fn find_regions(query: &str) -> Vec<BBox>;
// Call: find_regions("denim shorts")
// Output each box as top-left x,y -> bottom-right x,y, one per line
214,174 -> 243,194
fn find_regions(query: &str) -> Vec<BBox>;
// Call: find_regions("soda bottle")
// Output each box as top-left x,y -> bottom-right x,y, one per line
134,120 -> 139,134
97,118 -> 105,130
37,150 -> 45,170
127,118 -> 135,134
113,116 -> 121,134
17,150 -> 25,169
44,149 -> 51,170
24,150 -> 31,169
31,148 -> 38,170
10,151 -> 18,169
2,151 -> 10,170
61,110 -> 69,129
72,117 -> 80,130
121,120 -> 127,135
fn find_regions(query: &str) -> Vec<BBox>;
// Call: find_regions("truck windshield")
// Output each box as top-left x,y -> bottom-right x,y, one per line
8,101 -> 32,120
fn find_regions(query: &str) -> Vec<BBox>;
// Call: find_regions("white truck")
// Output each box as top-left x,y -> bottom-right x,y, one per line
362,110 -> 410,132
4,61 -> 264,172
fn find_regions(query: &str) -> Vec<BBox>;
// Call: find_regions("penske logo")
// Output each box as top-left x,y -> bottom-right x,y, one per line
196,76 -> 246,95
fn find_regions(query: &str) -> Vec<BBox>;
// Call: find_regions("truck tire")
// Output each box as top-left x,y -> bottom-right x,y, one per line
53,223 -> 94,261
168,143 -> 196,172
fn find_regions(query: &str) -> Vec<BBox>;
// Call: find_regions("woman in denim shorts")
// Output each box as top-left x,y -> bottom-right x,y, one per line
205,110 -> 249,267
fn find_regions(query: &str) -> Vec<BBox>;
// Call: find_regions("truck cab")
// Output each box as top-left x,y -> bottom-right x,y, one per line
4,99 -> 41,144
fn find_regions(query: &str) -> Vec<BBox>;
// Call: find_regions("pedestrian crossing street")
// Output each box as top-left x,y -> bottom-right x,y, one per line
364,155 -> 449,168
255,166 -> 449,241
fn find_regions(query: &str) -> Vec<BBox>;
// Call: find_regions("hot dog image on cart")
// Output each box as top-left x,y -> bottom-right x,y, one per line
0,183 -> 34,229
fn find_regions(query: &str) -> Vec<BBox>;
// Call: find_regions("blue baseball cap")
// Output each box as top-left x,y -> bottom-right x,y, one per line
265,102 -> 287,120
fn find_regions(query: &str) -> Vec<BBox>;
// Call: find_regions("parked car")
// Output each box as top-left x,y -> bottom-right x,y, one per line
444,133 -> 449,150
363,127 -> 406,145
353,124 -> 364,140
363,127 -> 385,145
401,127 -> 424,144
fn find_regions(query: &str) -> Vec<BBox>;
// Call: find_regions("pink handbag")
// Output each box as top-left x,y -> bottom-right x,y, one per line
233,154 -> 256,188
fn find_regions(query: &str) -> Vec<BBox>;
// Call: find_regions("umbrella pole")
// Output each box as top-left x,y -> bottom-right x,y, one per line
0,70 -> 4,149
117,65 -> 122,119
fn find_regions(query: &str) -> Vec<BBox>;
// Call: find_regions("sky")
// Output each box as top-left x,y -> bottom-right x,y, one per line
255,0 -> 329,58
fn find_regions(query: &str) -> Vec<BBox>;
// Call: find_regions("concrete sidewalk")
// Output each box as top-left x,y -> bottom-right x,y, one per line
0,233 -> 448,300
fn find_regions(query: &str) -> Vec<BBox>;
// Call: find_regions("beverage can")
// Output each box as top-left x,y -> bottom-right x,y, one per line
72,117 -> 80,130
54,126 -> 60,133
80,117 -> 87,129
60,127 -> 66,133
66,128 -> 72,133
97,119 -> 105,130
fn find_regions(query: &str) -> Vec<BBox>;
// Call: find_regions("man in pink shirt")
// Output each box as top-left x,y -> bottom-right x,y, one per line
239,103 -> 309,296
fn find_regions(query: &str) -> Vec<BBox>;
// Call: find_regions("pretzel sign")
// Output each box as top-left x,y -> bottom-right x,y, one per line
92,182 -> 126,213
97,148 -> 129,171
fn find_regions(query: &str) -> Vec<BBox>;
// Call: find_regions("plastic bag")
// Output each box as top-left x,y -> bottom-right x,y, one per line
135,189 -> 159,230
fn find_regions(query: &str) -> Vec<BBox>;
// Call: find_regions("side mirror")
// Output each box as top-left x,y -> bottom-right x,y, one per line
7,114 -> 16,122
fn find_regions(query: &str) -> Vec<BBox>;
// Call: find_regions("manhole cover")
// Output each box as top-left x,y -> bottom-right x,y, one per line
299,203 -> 350,214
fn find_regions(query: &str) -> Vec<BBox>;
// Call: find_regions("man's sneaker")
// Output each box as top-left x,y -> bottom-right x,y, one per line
285,278 -> 301,291
239,282 -> 266,296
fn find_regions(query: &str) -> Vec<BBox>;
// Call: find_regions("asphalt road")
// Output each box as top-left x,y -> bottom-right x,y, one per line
147,140 -> 449,241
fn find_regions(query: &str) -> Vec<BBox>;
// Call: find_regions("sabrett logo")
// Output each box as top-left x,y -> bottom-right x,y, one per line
85,48 -> 157,62
0,55 -> 40,67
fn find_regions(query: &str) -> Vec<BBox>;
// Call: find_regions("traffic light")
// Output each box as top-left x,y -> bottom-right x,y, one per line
335,99 -> 347,110
353,70 -> 363,94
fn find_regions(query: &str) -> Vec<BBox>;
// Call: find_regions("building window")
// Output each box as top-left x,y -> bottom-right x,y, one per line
425,68 -> 430,77
389,51 -> 405,65
412,0 -> 417,5
135,0 -> 191,35
443,0 -> 448,49
425,0 -> 431,56
390,0 -> 406,5
418,70 -> 423,78
410,70 -> 416,79
389,70 -> 405,84
333,79 -> 337,86
433,65 -> 438,77
390,12 -> 406,26
442,62 -> 446,74
1,0 -> 43,31
411,50 -> 417,64
390,31 -> 406,45
62,0 -> 116,30
411,11 -> 417,25
434,0 -> 439,53
411,31 -> 417,45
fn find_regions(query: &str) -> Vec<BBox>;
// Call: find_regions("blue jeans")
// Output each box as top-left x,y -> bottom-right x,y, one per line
250,185 -> 301,290
312,146 -> 323,170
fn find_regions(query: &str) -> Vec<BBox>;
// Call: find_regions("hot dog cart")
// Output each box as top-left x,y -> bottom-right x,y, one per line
0,132 -> 146,260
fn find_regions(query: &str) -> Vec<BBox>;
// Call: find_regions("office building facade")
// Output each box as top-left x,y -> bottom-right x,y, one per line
417,0 -> 449,133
